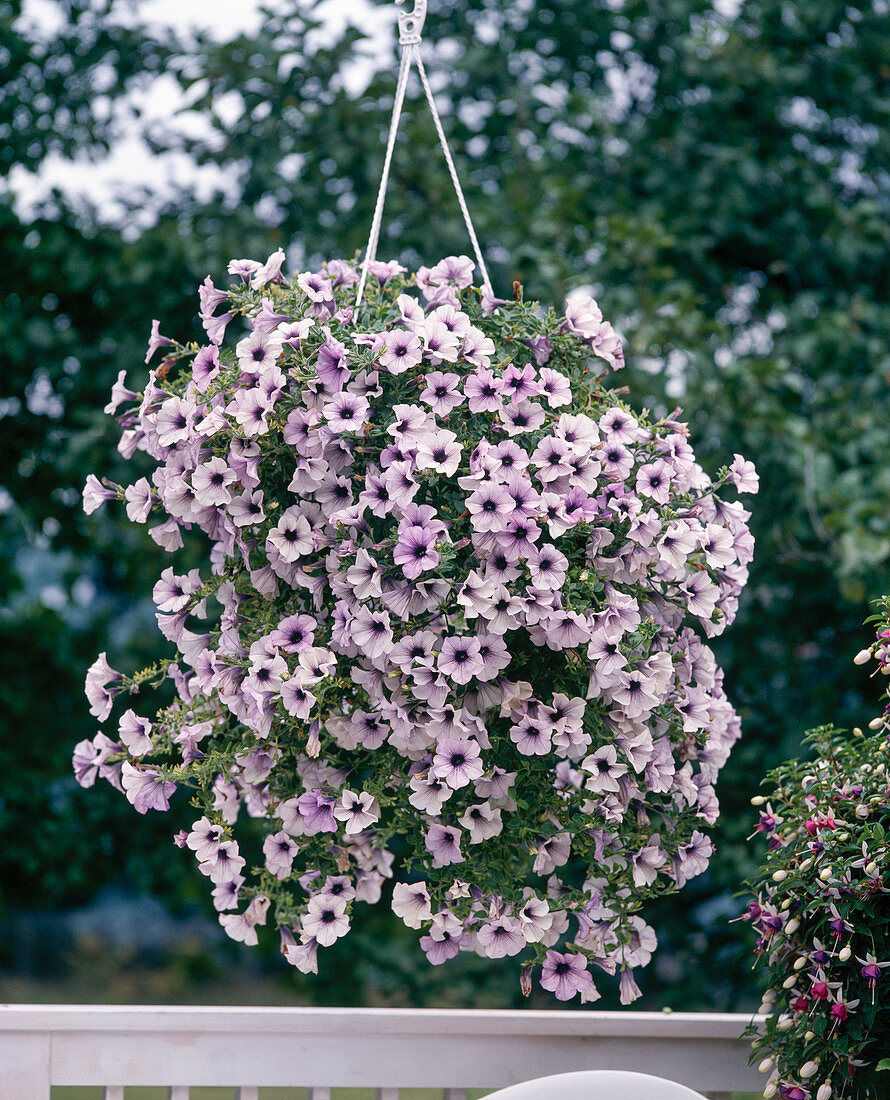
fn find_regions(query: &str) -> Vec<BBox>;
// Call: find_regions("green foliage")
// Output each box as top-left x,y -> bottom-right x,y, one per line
3,0 -> 890,1007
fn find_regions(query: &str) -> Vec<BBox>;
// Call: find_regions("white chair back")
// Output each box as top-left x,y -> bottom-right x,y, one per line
483,1069 -> 708,1099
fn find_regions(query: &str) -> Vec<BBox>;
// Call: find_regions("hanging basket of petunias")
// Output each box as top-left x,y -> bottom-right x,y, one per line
77,1 -> 757,1003
80,253 -> 756,1002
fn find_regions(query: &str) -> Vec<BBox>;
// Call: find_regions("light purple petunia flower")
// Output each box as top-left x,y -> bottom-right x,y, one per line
476,916 -> 526,959
85,651 -> 122,721
121,761 -> 176,814
431,737 -> 484,789
425,823 -> 465,867
437,635 -> 484,685
540,950 -> 594,1001
379,329 -> 423,374
393,524 -> 440,580
83,474 -> 117,515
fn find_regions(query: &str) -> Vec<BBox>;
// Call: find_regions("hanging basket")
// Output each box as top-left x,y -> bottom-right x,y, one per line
77,0 -> 757,1003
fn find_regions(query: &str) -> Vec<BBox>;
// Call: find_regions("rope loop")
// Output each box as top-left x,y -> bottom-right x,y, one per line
356,0 -> 491,308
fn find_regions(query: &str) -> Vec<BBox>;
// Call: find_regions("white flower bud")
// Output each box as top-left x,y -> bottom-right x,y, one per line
751,795 -> 767,806
839,945 -> 852,962
817,1084 -> 832,1100
782,974 -> 797,988
758,1002 -> 774,1015
772,869 -> 788,882
866,861 -> 879,877
785,918 -> 800,934
800,1059 -> 820,1079
793,955 -> 808,970
777,1015 -> 794,1031
869,716 -> 886,730
855,804 -> 870,819
819,866 -> 833,881
804,1029 -> 815,1041
758,1057 -> 774,1073
763,1083 -> 778,1098
762,987 -> 777,1003
854,648 -> 873,665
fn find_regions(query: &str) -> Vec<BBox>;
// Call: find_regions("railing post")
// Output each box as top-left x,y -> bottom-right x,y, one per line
0,1031 -> 51,1100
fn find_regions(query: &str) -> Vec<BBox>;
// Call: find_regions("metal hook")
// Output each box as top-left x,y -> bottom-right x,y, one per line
396,0 -> 427,46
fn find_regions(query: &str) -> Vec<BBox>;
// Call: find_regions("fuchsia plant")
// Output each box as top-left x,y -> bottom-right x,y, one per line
746,600 -> 890,1099
78,252 -> 756,1001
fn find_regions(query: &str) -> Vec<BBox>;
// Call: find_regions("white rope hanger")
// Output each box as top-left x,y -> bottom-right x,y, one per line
355,0 -> 492,307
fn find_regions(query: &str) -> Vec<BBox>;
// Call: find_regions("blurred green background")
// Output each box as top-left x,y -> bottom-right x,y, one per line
2,0 -> 889,1013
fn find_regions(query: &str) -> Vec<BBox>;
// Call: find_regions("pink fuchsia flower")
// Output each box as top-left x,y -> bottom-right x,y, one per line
425,823 -> 465,867
84,651 -> 122,721
540,950 -> 594,1001
431,738 -> 484,789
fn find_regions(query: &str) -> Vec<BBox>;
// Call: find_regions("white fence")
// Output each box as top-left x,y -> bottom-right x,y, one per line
0,1005 -> 763,1099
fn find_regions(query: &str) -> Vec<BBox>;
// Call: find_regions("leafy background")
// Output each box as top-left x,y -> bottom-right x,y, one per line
2,0 -> 889,1010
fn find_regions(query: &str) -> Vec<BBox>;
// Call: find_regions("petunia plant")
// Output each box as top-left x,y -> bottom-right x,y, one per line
746,599 -> 890,1098
78,251 -> 756,1001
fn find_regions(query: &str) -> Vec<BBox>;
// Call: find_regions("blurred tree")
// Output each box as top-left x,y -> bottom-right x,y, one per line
3,0 -> 890,1007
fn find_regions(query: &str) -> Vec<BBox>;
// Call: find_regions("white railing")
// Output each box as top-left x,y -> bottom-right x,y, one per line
0,1005 -> 763,1099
